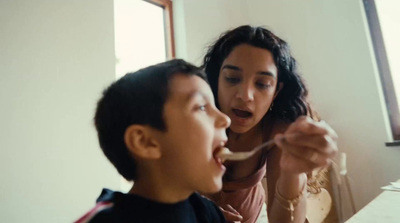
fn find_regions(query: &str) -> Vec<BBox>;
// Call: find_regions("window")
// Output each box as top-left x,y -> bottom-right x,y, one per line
364,0 -> 400,144
144,0 -> 175,59
114,0 -> 175,79
113,0 -> 175,190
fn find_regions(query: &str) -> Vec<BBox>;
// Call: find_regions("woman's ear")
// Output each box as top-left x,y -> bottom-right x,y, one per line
124,125 -> 161,159
274,82 -> 284,99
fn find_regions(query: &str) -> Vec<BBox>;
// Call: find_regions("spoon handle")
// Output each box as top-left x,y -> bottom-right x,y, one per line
253,138 -> 277,153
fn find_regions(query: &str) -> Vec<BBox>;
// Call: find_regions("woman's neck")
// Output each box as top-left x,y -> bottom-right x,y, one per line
228,122 -> 263,142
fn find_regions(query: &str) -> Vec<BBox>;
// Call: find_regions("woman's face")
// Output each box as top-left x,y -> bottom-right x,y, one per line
217,44 -> 280,134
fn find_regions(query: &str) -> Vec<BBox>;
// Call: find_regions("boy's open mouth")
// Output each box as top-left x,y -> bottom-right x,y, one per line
213,147 -> 224,165
232,108 -> 252,118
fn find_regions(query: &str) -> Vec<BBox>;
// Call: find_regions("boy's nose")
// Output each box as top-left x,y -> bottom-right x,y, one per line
216,110 -> 231,129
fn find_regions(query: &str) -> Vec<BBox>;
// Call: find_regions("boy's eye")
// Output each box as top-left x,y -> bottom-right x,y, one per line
199,105 -> 207,111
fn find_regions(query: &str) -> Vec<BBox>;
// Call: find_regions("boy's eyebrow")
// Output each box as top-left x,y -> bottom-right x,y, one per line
221,64 -> 276,78
186,91 -> 210,104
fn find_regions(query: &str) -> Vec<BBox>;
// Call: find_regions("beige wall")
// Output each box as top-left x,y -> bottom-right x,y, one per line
0,0 -> 120,222
1,0 -> 399,222
174,0 -> 400,215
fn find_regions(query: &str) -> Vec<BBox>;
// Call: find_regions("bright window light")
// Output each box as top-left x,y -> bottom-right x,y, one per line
114,0 -> 167,79
114,0 -> 169,191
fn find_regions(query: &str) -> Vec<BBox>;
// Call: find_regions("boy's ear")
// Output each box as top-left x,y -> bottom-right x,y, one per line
274,82 -> 284,99
124,125 -> 161,159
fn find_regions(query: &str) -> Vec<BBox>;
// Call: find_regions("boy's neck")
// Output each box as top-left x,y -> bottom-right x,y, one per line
128,178 -> 193,204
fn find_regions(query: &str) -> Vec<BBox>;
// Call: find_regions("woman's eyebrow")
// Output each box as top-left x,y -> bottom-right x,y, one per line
222,64 -> 276,78
221,64 -> 241,71
257,71 -> 276,78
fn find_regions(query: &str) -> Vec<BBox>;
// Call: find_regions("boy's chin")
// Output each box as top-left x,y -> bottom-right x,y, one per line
200,181 -> 223,194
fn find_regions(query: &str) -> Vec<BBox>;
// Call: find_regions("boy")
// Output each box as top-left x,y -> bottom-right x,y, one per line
75,59 -> 230,222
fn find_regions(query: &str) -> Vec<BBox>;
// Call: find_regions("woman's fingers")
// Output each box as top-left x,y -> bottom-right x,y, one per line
274,117 -> 339,172
219,205 -> 243,222
279,117 -> 338,155
225,204 -> 240,215
281,133 -> 337,157
280,144 -> 332,168
276,135 -> 335,166
286,116 -> 338,140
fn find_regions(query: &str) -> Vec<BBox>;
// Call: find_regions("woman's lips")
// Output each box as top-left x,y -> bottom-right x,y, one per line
232,108 -> 252,118
230,109 -> 253,125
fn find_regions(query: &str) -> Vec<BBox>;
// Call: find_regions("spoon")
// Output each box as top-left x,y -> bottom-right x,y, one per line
217,138 -> 278,162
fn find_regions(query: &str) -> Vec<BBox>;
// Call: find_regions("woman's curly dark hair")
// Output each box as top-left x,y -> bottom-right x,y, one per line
202,25 -> 325,193
202,25 -> 316,122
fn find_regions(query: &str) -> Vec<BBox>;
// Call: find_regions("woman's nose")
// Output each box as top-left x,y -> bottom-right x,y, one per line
236,84 -> 254,102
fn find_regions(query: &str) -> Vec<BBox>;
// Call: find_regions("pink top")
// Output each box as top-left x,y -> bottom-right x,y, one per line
209,162 -> 267,223
209,119 -> 275,223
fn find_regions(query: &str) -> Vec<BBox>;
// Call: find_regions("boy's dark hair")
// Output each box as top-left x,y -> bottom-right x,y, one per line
94,59 -> 207,181
202,25 -> 315,122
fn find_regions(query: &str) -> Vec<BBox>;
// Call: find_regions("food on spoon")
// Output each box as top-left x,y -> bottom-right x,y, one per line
216,147 -> 251,162
214,146 -> 233,163
216,139 -> 278,162
215,147 -> 232,163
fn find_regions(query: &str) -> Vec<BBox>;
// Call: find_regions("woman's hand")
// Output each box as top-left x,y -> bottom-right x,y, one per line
274,116 -> 338,175
219,204 -> 243,223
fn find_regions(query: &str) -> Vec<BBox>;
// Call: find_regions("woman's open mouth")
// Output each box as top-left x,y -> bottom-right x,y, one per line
232,108 -> 253,119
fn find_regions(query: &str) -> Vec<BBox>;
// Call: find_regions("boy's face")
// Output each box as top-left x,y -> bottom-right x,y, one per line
154,74 -> 230,194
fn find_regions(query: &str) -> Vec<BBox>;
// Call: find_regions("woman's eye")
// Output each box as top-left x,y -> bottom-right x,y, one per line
224,76 -> 240,84
256,82 -> 272,89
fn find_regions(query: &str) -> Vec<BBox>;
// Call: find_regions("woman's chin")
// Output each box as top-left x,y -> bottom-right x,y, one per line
229,125 -> 251,134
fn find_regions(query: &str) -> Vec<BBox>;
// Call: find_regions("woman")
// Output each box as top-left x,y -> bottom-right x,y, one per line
202,25 -> 338,223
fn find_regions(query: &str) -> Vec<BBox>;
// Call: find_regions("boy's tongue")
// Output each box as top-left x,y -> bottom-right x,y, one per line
213,147 -> 224,165
233,109 -> 252,118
